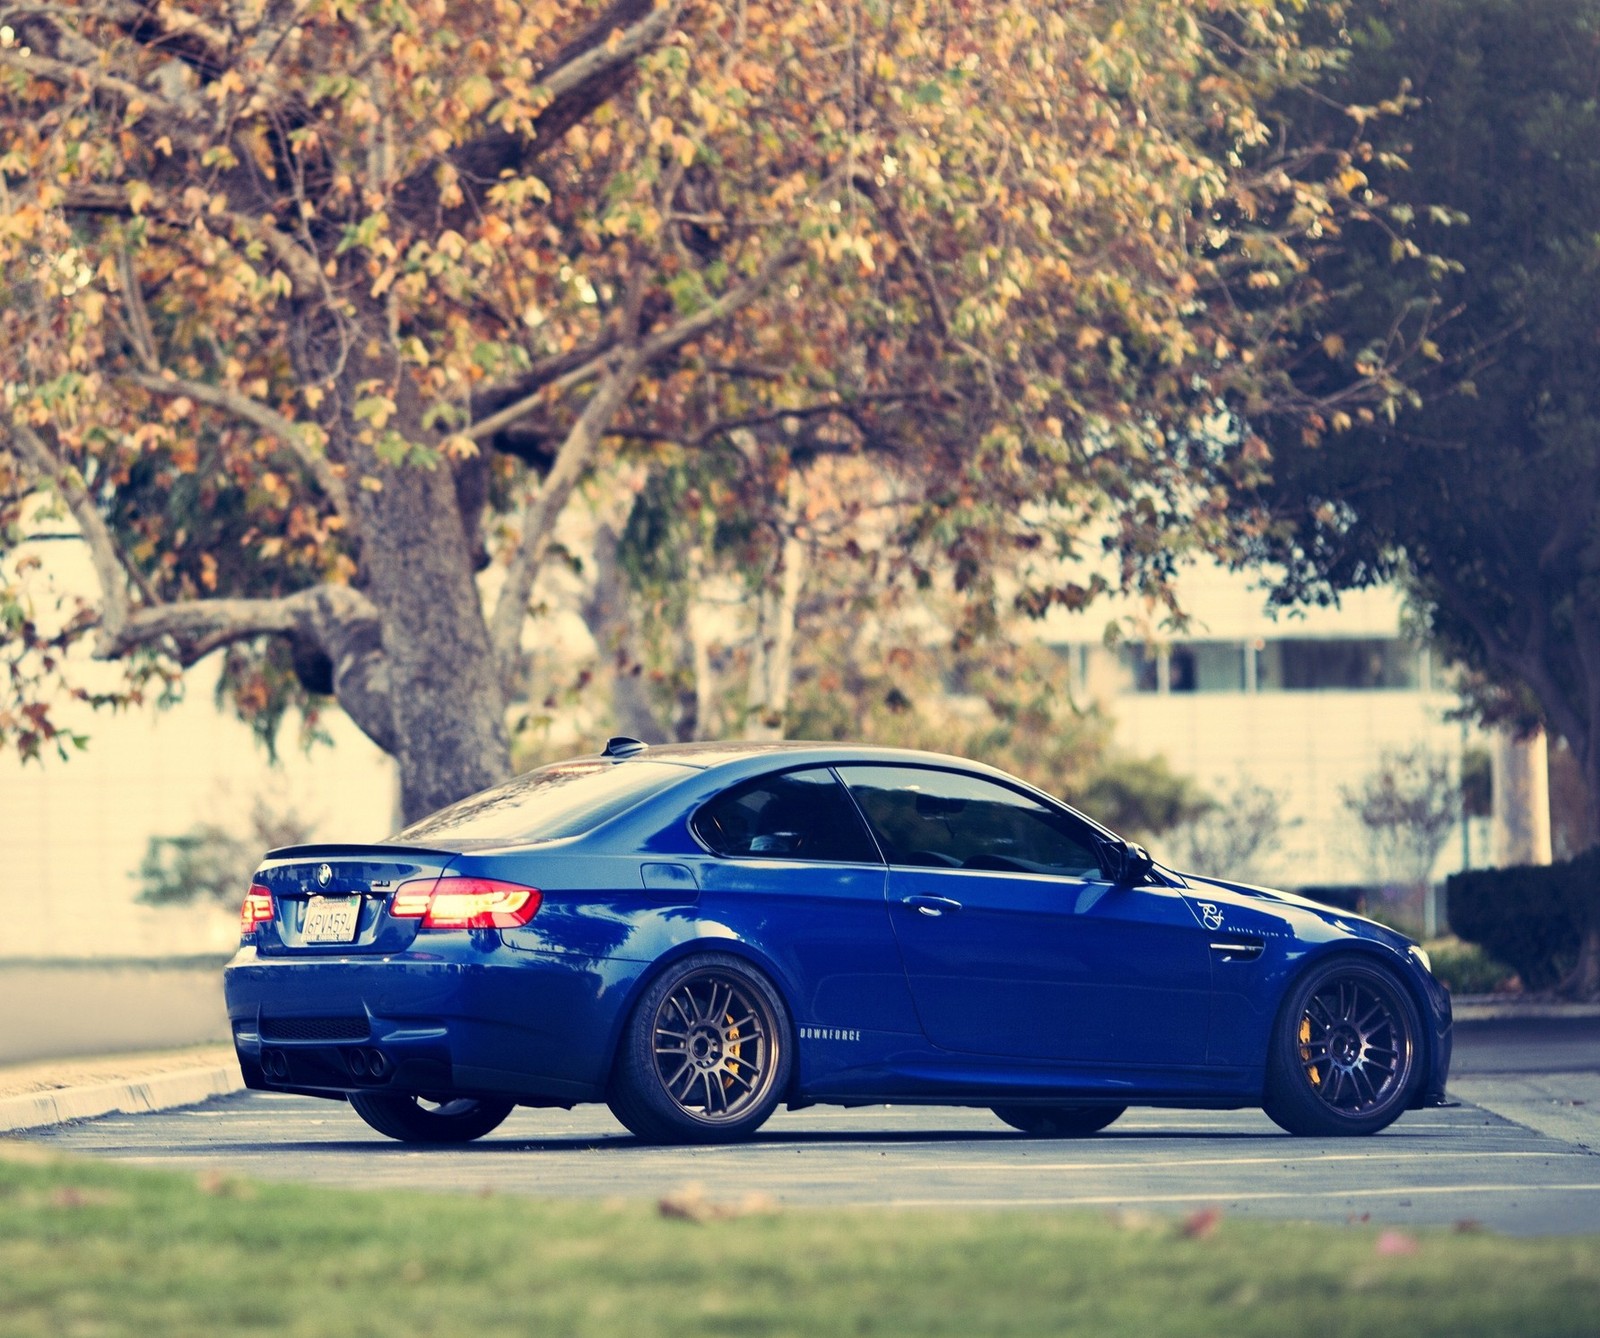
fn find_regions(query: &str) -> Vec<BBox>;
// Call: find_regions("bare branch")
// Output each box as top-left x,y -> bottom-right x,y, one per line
87,577 -> 396,750
471,242 -> 803,445
6,417 -> 133,645
115,243 -> 160,374
488,345 -> 650,678
61,184 -> 325,298
393,0 -> 682,225
125,370 -> 353,523
851,171 -> 999,403
0,47 -> 176,115
607,393 -> 917,450
485,242 -> 806,675
539,0 -> 681,107
850,172 -> 951,339
100,580 -> 364,652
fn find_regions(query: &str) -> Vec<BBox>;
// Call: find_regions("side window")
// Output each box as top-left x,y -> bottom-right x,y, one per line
836,765 -> 1106,879
693,767 -> 883,864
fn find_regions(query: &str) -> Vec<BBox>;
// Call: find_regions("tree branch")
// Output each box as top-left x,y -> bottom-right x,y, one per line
115,242 -> 161,374
484,241 -> 804,680
61,184 -> 325,298
471,241 -> 804,449
392,0 -> 681,226
124,370 -> 353,523
488,344 -> 650,679
0,47 -> 179,117
6,418 -> 134,645
1429,564 -> 1587,756
470,335 -> 619,432
100,582 -> 397,751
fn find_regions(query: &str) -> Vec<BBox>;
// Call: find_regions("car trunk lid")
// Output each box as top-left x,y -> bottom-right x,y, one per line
249,844 -> 458,955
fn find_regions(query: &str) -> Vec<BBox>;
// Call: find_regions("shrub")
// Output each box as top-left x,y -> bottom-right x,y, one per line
1446,851 -> 1600,992
1424,936 -> 1518,996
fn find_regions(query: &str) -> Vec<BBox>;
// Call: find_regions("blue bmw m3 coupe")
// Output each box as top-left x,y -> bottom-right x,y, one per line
223,739 -> 1452,1144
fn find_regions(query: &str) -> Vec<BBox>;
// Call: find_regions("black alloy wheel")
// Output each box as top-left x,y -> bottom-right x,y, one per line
608,952 -> 792,1144
1263,957 -> 1422,1136
991,1104 -> 1127,1137
347,1091 -> 515,1143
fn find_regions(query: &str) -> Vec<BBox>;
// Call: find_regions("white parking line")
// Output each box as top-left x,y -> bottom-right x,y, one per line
885,1150 -> 1592,1174
886,1183 -> 1600,1209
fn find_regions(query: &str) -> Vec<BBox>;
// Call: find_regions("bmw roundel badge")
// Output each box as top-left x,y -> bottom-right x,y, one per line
316,862 -> 333,889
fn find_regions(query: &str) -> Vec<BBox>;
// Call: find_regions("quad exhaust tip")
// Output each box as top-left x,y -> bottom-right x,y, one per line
344,1047 -> 390,1080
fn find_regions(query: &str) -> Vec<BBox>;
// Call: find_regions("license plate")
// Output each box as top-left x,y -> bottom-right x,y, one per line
302,897 -> 361,944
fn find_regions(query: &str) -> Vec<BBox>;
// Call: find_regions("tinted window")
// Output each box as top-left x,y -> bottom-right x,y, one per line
694,768 -> 882,864
837,766 -> 1105,878
394,760 -> 689,844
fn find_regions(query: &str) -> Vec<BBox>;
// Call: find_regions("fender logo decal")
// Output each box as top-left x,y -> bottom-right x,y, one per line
1199,903 -> 1224,930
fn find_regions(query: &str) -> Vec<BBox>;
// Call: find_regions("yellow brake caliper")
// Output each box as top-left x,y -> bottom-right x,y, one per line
723,1016 -> 742,1091
1300,1015 -> 1320,1086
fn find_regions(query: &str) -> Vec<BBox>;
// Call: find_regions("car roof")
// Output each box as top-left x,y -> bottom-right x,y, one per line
591,739 -> 1018,776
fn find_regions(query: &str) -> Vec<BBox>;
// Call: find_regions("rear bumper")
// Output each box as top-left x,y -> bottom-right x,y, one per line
223,944 -> 640,1104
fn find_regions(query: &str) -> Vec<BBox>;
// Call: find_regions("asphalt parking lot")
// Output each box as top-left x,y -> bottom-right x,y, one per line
20,1018 -> 1600,1236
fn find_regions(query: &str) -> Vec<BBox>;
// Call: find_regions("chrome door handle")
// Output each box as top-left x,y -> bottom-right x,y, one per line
903,895 -> 963,917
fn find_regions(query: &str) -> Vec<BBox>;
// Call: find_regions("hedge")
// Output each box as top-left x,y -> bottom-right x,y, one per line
1446,849 -> 1600,992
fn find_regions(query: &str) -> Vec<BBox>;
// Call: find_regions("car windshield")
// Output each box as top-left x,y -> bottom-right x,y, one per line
392,760 -> 690,845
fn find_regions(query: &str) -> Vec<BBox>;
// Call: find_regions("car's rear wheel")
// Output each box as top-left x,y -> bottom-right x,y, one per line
991,1104 -> 1126,1137
608,952 -> 791,1145
1263,957 -> 1422,1137
347,1092 -> 515,1143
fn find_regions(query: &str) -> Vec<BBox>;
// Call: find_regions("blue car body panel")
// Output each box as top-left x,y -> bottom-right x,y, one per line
223,742 -> 1452,1118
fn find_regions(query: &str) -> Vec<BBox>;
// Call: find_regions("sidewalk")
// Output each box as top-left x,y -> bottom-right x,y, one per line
1451,996 -> 1600,1022
0,1044 -> 241,1134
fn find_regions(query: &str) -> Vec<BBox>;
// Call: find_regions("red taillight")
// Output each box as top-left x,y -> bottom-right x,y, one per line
240,884 -> 273,937
388,877 -> 542,930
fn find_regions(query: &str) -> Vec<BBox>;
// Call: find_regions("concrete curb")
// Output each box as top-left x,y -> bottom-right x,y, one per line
0,1064 -> 243,1134
1451,998 -> 1600,1023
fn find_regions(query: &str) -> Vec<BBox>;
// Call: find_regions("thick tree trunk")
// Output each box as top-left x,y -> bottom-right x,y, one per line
350,458 -> 511,823
582,499 -> 671,745
302,313 -> 512,824
743,473 -> 805,741
1563,749 -> 1600,999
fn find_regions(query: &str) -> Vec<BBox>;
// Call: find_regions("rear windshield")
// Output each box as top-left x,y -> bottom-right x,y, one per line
392,760 -> 690,845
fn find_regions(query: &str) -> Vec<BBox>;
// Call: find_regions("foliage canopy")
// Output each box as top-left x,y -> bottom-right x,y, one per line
3,0 -> 1413,819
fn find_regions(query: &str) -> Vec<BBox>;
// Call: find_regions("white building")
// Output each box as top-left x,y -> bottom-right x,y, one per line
1038,565 -> 1485,892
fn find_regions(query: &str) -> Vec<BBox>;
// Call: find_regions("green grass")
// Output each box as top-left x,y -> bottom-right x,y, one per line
2,1144 -> 1597,1338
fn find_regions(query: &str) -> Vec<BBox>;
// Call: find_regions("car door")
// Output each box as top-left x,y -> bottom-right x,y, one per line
835,764 -> 1212,1068
689,766 -> 919,1038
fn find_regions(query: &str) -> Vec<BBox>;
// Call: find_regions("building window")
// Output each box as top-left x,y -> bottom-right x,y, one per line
1115,637 -> 1421,694
1121,642 -> 1246,693
1259,639 -> 1420,692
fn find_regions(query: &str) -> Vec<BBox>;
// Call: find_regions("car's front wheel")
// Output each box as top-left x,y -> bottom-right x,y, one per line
991,1104 -> 1126,1137
347,1092 -> 515,1143
1263,957 -> 1422,1136
608,952 -> 792,1144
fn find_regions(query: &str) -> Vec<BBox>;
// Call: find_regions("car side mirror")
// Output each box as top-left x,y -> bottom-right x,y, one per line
1111,843 -> 1155,889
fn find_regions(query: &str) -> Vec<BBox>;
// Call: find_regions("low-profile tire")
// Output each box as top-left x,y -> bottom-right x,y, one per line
607,952 -> 792,1145
1263,956 -> 1423,1137
347,1092 -> 515,1143
991,1104 -> 1126,1137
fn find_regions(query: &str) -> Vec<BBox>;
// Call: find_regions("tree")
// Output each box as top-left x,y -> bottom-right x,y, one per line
1342,746 -> 1459,890
137,796 -> 315,905
3,0 -> 1412,823
1166,775 -> 1286,881
1242,0 -> 1600,991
